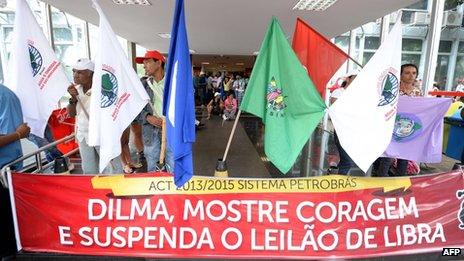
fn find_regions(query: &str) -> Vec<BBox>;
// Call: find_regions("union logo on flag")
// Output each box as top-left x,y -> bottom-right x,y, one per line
28,42 -> 43,77
101,66 -> 118,108
378,68 -> 399,107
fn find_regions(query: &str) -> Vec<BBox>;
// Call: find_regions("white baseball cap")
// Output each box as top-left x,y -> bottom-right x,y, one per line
72,58 -> 94,71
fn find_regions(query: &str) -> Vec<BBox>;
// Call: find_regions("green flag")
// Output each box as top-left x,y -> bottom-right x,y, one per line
240,17 -> 326,174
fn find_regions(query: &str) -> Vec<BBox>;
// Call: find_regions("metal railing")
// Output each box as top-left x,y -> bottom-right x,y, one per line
1,133 -> 78,188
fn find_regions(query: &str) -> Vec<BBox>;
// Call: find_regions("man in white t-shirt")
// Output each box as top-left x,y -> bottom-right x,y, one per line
456,79 -> 464,92
67,58 -> 121,174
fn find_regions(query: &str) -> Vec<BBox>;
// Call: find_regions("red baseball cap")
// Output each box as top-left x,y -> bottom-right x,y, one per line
135,50 -> 166,64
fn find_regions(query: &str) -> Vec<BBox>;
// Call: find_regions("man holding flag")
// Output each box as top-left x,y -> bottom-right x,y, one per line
137,50 -> 173,172
88,0 -> 150,173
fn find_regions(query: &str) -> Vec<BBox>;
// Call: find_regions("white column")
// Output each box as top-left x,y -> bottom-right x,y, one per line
357,33 -> 365,68
84,22 -> 91,59
418,39 -> 428,79
380,14 -> 391,43
44,3 -> 55,50
348,30 -> 357,72
446,39 -> 459,90
422,0 -> 445,95
127,41 -> 137,69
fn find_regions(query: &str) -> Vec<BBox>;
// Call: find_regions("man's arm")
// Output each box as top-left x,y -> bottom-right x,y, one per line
0,123 -> 30,147
67,84 -> 78,117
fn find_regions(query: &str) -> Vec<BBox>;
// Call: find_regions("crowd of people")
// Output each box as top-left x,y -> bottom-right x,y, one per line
193,71 -> 249,121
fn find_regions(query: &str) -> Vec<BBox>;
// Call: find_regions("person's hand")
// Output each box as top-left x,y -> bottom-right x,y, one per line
67,84 -> 78,99
146,115 -> 163,128
16,123 -> 30,139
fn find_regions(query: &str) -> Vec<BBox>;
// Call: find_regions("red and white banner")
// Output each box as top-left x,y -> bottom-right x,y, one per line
9,171 -> 464,259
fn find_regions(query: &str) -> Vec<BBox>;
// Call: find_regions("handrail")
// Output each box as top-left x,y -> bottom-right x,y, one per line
1,133 -> 78,188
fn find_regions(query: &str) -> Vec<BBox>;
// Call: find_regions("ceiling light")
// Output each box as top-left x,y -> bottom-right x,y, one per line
235,63 -> 244,66
112,0 -> 151,5
252,51 -> 259,56
189,49 -> 196,54
157,33 -> 171,39
201,62 -> 210,65
293,0 -> 337,11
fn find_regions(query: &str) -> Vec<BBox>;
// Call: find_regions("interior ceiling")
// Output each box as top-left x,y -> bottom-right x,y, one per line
191,55 -> 256,72
41,0 -> 418,57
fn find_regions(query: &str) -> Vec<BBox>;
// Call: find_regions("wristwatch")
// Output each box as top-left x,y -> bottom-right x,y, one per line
69,97 -> 78,105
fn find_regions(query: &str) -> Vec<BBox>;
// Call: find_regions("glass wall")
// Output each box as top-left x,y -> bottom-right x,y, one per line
333,0 -> 464,91
0,0 -> 133,83
51,6 -> 87,80
0,0 -> 47,83
454,41 -> 464,85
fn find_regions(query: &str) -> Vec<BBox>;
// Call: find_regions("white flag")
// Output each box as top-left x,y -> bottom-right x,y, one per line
328,18 -> 402,172
5,0 -> 68,138
89,0 -> 149,173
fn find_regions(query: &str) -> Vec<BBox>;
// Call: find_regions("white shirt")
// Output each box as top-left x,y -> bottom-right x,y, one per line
456,84 -> 464,92
75,85 -> 91,142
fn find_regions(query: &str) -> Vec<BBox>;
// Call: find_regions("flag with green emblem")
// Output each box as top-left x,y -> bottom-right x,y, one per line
240,17 -> 326,174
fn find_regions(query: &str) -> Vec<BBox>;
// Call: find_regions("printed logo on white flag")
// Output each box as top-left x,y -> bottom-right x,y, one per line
328,18 -> 403,172
89,0 -> 149,172
5,0 -> 68,138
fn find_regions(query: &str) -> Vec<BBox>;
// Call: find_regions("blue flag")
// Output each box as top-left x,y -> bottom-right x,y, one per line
163,0 -> 195,187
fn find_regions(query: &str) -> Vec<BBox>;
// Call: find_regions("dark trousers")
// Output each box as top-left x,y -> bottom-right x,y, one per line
1,187 -> 17,258
377,157 -> 408,177
334,132 -> 355,175
199,86 -> 207,105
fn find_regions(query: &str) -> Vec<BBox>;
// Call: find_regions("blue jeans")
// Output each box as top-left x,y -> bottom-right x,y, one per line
144,127 -> 173,172
334,132 -> 355,175
27,125 -> 62,162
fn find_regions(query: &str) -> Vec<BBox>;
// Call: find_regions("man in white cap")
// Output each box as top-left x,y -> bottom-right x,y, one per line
67,58 -> 120,174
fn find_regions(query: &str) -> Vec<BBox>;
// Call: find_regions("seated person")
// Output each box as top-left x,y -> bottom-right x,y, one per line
223,91 -> 237,121
207,92 -> 224,120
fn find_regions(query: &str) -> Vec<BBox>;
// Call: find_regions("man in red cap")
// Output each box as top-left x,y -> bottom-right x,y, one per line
136,50 -> 173,171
